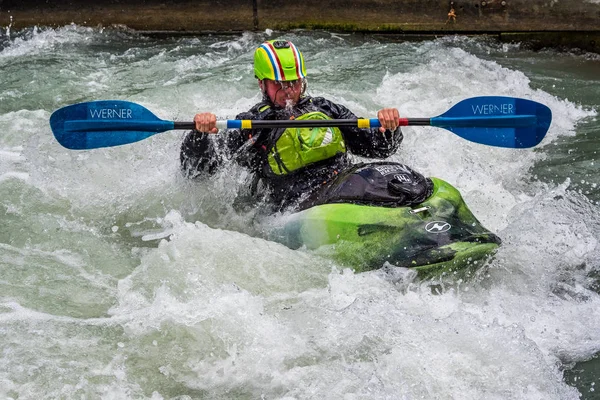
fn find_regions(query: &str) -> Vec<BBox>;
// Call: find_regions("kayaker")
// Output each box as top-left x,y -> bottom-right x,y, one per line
180,39 -> 405,211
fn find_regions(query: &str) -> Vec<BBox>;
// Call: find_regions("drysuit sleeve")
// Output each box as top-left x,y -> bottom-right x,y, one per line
312,97 -> 404,159
180,110 -> 256,178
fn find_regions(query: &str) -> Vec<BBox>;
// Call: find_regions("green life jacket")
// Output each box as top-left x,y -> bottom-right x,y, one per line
267,111 -> 346,176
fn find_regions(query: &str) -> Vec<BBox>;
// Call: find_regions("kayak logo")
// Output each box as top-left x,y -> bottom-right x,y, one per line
393,174 -> 411,183
374,164 -> 412,176
425,221 -> 451,233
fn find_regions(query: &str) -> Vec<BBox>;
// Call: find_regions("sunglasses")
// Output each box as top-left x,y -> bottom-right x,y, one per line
268,79 -> 303,90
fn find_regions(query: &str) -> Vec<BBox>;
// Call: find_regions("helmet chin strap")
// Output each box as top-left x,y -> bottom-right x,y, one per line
300,78 -> 307,95
258,79 -> 270,101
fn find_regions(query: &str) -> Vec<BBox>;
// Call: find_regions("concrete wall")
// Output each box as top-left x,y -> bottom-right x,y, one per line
1,1 -> 256,32
1,0 -> 599,52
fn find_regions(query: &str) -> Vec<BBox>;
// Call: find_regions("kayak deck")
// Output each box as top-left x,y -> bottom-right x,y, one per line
272,177 -> 501,278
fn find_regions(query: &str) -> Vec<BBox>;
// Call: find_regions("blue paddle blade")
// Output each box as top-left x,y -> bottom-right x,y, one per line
431,96 -> 552,148
50,100 -> 174,149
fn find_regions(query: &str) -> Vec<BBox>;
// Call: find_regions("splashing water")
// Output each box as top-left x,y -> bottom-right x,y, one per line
1,26 -> 599,399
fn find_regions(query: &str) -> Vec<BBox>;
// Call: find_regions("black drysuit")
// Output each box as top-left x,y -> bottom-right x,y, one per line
180,96 -> 403,211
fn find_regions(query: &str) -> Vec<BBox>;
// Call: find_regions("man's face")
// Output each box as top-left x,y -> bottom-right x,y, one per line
262,79 -> 303,108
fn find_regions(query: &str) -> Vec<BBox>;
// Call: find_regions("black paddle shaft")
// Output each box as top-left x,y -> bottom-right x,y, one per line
173,118 -> 431,130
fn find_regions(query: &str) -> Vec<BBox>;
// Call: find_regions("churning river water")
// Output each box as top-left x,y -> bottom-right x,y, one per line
1,25 -> 599,399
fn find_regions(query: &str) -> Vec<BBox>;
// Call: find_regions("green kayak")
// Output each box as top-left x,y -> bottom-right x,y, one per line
271,163 -> 501,279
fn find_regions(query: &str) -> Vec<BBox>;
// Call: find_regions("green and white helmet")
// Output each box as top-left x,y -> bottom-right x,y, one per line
254,40 -> 307,81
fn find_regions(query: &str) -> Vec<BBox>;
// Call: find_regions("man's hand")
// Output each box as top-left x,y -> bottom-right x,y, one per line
377,108 -> 400,133
194,112 -> 219,133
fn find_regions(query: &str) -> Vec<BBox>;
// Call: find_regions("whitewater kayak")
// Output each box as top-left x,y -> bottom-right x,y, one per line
270,162 -> 501,279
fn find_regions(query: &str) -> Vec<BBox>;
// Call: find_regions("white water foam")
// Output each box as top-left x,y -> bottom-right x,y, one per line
0,24 -> 98,59
1,30 -> 599,399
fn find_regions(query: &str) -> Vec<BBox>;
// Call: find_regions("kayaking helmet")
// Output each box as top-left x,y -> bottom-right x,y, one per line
254,40 -> 307,82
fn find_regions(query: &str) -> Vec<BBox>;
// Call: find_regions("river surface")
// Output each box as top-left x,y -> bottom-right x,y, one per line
1,25 -> 599,399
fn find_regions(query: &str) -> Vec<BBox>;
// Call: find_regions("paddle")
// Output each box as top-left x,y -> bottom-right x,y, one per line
50,96 -> 551,150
